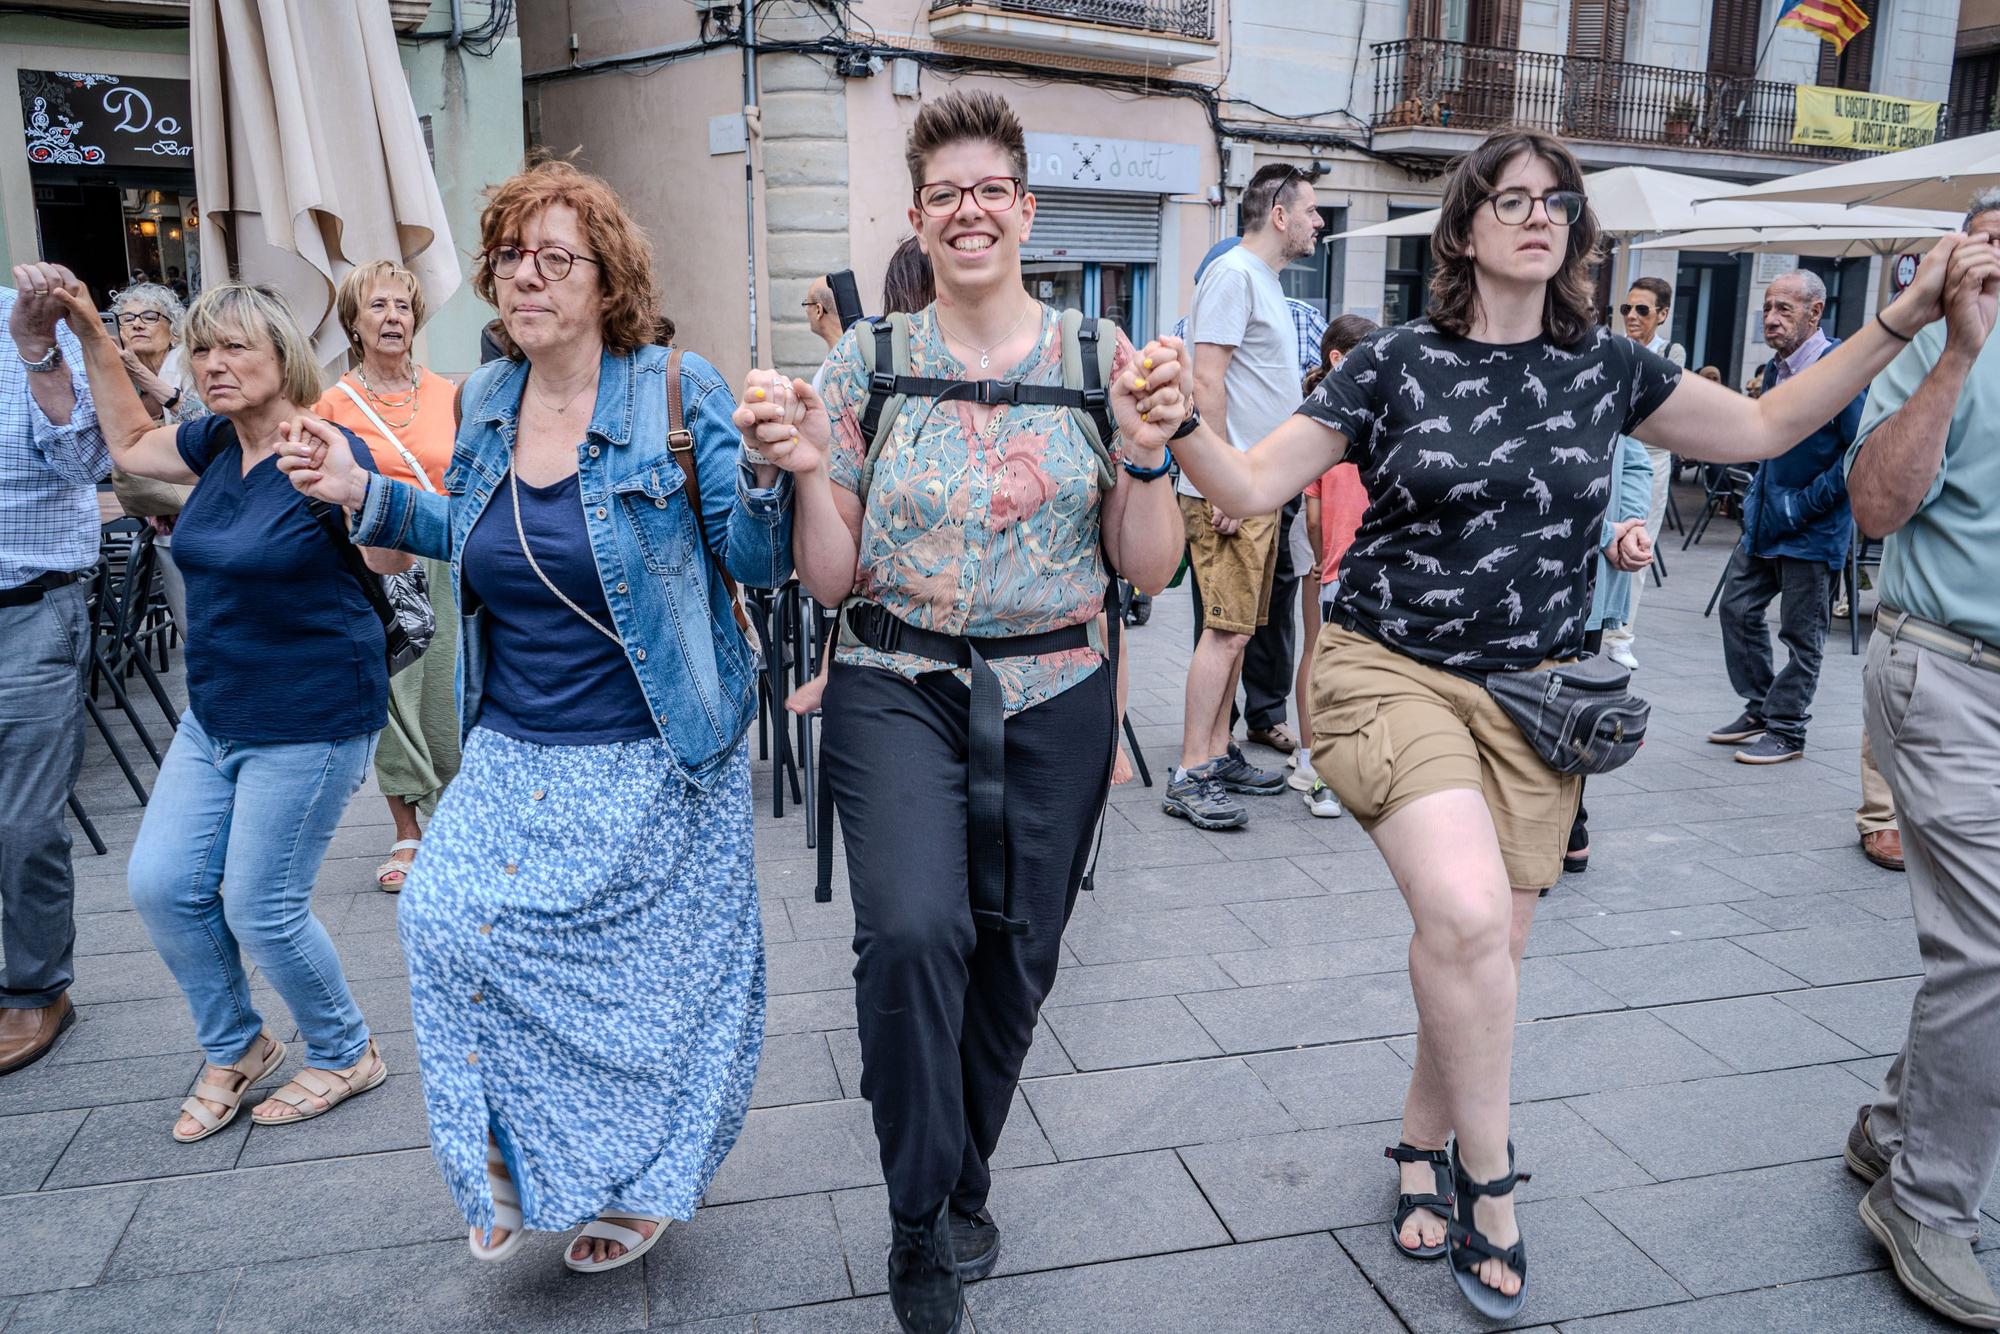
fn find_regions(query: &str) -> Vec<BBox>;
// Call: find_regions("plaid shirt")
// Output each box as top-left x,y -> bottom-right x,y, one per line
1173,297 -> 1328,384
0,288 -> 108,590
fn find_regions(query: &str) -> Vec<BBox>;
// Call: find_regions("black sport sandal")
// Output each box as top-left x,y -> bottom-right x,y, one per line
1384,1143 -> 1453,1260
1448,1139 -> 1532,1320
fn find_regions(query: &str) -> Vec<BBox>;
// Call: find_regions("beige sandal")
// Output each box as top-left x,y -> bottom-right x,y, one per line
174,1030 -> 287,1144
250,1039 -> 387,1126
375,839 -> 422,893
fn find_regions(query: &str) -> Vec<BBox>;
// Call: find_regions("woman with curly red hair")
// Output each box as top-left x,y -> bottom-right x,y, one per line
281,159 -> 794,1276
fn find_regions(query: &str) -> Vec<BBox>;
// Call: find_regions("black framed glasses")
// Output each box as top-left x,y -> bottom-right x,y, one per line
486,244 -> 602,282
115,310 -> 168,327
1487,190 -> 1585,227
1619,302 -> 1655,318
914,176 -> 1022,218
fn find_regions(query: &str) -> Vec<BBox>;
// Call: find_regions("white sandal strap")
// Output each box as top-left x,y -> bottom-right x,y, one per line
389,839 -> 423,853
578,1219 -> 648,1251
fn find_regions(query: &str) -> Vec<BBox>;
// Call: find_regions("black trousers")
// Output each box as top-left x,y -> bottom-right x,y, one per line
1717,546 -> 1838,744
822,660 -> 1114,1224
1189,493 -> 1302,733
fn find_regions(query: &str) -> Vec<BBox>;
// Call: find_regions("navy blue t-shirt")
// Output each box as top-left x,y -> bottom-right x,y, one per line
461,469 -> 657,745
171,415 -> 387,743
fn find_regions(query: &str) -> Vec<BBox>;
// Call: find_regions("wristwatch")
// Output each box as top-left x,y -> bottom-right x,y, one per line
163,388 -> 183,412
1170,407 -> 1203,442
16,343 -> 61,374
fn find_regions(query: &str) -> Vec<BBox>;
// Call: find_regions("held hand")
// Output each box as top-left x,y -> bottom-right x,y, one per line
1886,233 -> 1963,332
1607,518 -> 1652,572
732,370 -> 829,474
1943,234 -> 2000,354
1210,504 -> 1243,537
11,263 -> 97,355
276,415 -> 369,509
1111,338 -> 1188,457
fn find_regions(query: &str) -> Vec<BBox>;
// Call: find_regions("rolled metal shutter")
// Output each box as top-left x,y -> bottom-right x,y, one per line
1023,189 -> 1162,263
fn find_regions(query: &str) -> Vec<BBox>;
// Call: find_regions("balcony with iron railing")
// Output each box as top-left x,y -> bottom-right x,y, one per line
1370,39 -> 1937,165
927,0 -> 1216,67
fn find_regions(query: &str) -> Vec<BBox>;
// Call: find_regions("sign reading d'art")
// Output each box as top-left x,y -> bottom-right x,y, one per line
1792,85 -> 1940,153
20,70 -> 194,168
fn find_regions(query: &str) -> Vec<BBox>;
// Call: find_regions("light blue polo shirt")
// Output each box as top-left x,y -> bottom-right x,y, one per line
1849,322 -> 2000,644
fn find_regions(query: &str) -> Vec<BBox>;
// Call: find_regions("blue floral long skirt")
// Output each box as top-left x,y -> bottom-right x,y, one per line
399,727 -> 764,1232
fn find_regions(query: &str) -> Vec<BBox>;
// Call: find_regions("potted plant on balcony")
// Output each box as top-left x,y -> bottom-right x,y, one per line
1666,95 -> 1698,145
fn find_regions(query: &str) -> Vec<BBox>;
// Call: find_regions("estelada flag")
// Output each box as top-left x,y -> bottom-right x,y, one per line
1777,0 -> 1870,55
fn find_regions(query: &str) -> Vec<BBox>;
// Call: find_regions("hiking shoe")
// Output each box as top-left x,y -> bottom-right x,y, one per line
1214,744 -> 1287,794
1164,769 -> 1248,830
1736,733 -> 1804,765
1304,780 -> 1343,819
1125,592 -> 1152,626
1846,1105 -> 1889,1185
949,1207 -> 1000,1281
1707,711 -> 1766,744
1859,1175 -> 2000,1329
888,1204 -> 964,1334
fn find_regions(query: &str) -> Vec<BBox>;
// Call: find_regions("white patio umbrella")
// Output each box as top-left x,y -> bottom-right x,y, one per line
191,0 -> 460,368
1633,223 -> 1952,259
1697,128 -> 2000,213
1330,165 -> 1956,240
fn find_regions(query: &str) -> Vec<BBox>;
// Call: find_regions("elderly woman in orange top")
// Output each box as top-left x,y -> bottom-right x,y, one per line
313,260 -> 462,892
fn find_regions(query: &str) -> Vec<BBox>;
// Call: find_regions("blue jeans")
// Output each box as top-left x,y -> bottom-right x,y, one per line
0,583 -> 89,1008
128,712 -> 375,1067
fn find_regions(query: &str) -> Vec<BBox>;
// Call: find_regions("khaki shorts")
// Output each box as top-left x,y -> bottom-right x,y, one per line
1308,624 -> 1583,890
1180,495 -> 1279,636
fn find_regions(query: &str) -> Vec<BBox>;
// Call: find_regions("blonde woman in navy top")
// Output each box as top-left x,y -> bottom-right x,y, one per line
54,278 -> 396,1142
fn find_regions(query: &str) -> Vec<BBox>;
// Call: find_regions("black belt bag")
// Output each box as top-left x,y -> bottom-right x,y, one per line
821,600 -> 1097,936
1482,653 -> 1649,776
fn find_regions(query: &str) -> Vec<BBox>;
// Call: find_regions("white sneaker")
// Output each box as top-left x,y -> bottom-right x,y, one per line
1608,643 -> 1639,670
1286,747 -> 1316,792
1304,780 -> 1343,818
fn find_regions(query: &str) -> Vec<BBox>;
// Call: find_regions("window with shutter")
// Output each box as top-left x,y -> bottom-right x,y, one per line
1707,0 -> 1761,80
1567,0 -> 1629,139
1948,50 -> 2000,138
1817,0 -> 1879,92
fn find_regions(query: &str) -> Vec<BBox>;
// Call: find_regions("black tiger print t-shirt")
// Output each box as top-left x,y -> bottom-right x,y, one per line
1298,320 -> 1682,670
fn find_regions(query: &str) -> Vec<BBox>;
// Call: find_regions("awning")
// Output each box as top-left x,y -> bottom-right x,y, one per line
1696,128 -> 2000,213
191,0 -> 459,368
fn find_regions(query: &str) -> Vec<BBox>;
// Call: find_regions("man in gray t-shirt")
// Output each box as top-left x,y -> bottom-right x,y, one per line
1166,164 -> 1323,831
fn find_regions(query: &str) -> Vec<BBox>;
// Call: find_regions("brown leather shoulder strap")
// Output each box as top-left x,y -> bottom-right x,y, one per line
665,348 -> 750,634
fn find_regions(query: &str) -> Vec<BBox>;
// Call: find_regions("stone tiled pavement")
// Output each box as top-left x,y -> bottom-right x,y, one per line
6,496 -> 1999,1332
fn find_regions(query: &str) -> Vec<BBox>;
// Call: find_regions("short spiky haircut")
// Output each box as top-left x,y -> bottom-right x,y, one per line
905,90 -> 1028,194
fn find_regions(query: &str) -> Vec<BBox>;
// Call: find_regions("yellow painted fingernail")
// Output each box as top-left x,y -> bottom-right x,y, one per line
1133,377 -> 1146,390
753,388 -> 766,400
1143,356 -> 1154,370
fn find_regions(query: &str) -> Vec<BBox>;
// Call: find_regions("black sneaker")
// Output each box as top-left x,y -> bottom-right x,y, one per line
1707,711 -> 1766,744
888,1204 -> 963,1334
1736,732 -> 1804,765
1163,768 -> 1248,830
1125,592 -> 1152,627
949,1207 -> 1000,1280
1212,744 -> 1287,794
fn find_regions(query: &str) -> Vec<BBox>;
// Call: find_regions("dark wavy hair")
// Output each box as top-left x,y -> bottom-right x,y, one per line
881,235 -> 934,315
1303,313 -> 1381,397
1427,130 -> 1601,348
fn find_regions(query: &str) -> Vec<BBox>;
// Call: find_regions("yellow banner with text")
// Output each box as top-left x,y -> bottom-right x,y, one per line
1792,86 -> 1940,152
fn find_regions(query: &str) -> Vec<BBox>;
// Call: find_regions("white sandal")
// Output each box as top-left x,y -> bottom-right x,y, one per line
564,1213 -> 668,1274
375,839 -> 422,893
469,1140 -> 527,1263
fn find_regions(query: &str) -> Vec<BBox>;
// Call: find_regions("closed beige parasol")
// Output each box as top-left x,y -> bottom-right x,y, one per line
191,0 -> 460,367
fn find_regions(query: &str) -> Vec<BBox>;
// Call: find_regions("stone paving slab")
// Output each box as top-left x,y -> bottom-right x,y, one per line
6,500 -> 1992,1329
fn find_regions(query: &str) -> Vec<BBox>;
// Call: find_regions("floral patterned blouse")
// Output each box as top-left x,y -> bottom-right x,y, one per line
820,303 -> 1137,716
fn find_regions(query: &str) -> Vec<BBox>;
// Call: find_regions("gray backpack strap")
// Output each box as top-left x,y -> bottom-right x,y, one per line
1058,309 -> 1118,488
854,312 -> 914,509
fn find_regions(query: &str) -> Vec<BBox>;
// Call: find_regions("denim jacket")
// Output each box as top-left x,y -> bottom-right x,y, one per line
1745,340 -> 1861,568
350,344 -> 794,786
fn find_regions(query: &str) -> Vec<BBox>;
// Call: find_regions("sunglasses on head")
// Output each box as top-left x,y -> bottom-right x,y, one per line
1620,303 -> 1657,317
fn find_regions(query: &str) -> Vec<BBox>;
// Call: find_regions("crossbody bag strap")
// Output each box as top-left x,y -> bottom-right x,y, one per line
335,379 -> 440,494
665,348 -> 751,634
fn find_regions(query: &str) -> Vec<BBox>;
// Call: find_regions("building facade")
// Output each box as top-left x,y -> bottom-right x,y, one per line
0,0 -> 522,373
525,0 -> 1964,387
